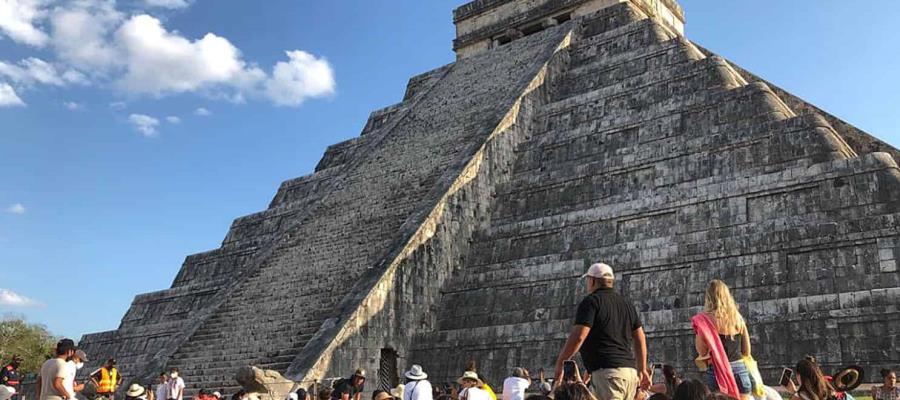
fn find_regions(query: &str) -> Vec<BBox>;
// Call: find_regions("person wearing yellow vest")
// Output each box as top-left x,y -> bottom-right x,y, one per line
91,359 -> 123,400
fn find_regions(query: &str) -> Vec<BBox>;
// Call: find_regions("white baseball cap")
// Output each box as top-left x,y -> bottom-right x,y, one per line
581,263 -> 614,279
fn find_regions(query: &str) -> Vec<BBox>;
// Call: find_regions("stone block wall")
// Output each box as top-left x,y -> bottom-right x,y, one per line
77,0 -> 900,396
410,2 -> 900,387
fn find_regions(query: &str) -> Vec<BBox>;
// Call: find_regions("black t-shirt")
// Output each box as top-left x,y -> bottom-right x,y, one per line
331,378 -> 364,400
574,287 -> 642,372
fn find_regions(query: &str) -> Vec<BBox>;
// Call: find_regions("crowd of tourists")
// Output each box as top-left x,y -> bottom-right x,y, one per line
2,263 -> 898,400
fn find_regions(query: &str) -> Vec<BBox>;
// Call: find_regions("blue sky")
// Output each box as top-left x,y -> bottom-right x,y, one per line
1,0 -> 898,340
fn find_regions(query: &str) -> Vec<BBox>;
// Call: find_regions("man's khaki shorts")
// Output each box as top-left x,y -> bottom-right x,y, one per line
590,367 -> 639,400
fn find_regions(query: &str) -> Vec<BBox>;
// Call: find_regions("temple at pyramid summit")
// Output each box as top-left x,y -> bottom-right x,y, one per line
78,0 -> 900,394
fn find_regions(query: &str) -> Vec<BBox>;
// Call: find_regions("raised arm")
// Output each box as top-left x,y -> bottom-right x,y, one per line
554,325 -> 591,386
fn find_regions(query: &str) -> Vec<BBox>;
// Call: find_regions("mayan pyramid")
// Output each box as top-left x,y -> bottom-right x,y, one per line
78,0 -> 900,394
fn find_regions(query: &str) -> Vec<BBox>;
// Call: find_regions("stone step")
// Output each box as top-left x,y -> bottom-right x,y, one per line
569,18 -> 675,68
532,60 -> 758,139
558,38 -> 701,101
510,109 -> 820,187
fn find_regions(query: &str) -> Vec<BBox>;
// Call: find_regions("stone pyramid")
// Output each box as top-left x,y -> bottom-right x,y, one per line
79,0 -> 900,394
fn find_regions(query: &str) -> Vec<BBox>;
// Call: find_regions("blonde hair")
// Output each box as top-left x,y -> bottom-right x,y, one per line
703,280 -> 745,337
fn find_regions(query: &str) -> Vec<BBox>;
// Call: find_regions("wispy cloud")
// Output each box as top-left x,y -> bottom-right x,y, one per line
109,101 -> 127,110
143,0 -> 191,9
0,83 -> 25,107
166,115 -> 181,124
128,113 -> 159,137
5,203 -> 25,214
194,107 -> 211,116
0,289 -> 41,307
64,101 -> 82,110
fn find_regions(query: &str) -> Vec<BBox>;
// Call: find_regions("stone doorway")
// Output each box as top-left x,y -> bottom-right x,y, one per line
378,348 -> 399,391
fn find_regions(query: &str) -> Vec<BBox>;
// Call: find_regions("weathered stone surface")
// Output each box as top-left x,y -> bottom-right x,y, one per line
76,0 -> 900,397
235,366 -> 295,400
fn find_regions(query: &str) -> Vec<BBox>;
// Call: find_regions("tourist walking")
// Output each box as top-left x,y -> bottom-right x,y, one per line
502,368 -> 530,400
1,355 -> 23,400
783,359 -> 834,400
91,359 -> 123,400
63,350 -> 89,400
458,372 -> 490,400
872,369 -> 899,400
331,369 -> 366,400
154,373 -> 168,400
37,339 -> 78,400
692,280 -> 752,400
402,365 -> 432,400
554,262 -> 649,400
166,368 -> 185,400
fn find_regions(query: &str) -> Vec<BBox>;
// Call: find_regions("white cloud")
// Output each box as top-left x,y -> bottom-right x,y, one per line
49,0 -> 122,72
193,107 -> 211,116
0,57 -> 88,87
265,50 -> 335,107
143,0 -> 191,9
109,101 -> 126,110
0,2 -> 336,108
64,101 -> 82,110
166,115 -> 180,123
0,0 -> 49,47
115,15 -> 247,96
5,203 -> 25,214
0,288 -> 40,307
128,113 -> 159,137
0,83 -> 25,107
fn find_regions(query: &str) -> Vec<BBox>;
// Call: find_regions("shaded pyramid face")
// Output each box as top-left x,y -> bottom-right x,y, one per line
75,1 -> 899,396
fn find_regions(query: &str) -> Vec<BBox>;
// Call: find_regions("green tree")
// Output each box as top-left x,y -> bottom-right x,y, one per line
0,315 -> 59,375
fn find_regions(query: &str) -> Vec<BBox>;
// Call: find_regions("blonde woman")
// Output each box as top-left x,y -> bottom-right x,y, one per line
691,280 -> 752,400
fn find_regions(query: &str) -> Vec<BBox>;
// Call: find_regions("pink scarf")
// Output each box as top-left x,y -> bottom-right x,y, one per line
692,312 -> 740,398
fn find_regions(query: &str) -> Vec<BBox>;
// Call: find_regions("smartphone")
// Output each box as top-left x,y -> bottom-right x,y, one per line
651,363 -> 662,370
780,368 -> 794,386
563,360 -> 577,381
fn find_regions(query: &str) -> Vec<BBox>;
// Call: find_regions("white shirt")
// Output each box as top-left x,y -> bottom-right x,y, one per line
461,387 -> 490,400
402,380 -> 433,400
166,377 -> 185,400
155,383 -> 168,400
39,358 -> 68,400
62,361 -> 77,399
502,378 -> 529,400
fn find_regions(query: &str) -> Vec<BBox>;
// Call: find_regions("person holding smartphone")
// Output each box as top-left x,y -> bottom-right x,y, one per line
554,263 -> 649,400
783,359 -> 835,400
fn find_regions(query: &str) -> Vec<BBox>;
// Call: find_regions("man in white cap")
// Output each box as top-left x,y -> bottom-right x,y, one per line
554,263 -> 649,400
401,365 -> 431,400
